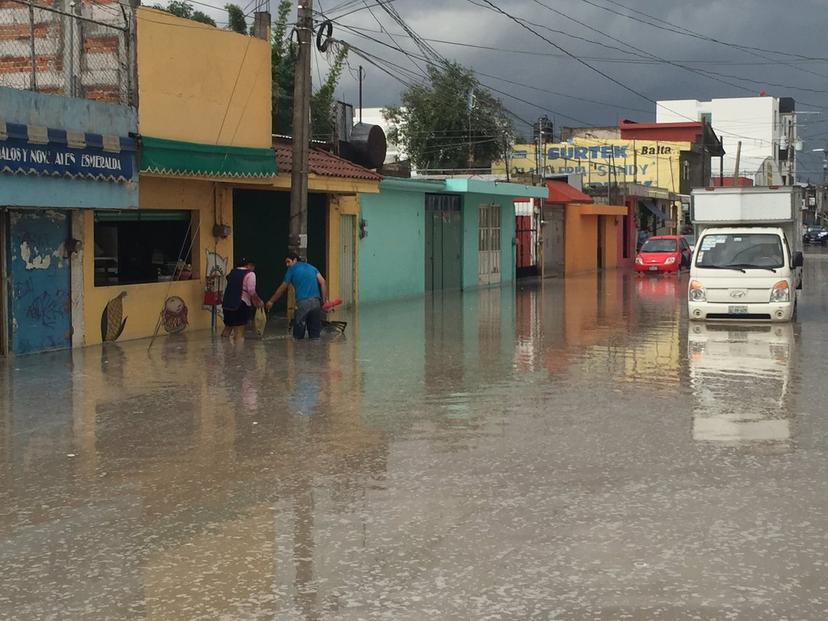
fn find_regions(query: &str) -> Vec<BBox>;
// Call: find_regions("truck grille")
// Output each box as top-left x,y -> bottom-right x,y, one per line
706,313 -> 773,321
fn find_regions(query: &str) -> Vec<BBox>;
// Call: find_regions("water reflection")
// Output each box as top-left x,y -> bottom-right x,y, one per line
688,322 -> 797,447
2,265 -> 825,618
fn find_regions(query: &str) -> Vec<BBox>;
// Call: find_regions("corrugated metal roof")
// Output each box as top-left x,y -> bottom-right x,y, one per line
273,142 -> 382,182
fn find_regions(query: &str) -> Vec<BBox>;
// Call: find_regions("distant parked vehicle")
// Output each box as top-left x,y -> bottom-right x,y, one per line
803,225 -> 828,245
634,235 -> 692,274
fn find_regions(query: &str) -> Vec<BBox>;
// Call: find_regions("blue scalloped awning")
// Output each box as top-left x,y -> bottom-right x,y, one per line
0,121 -> 136,183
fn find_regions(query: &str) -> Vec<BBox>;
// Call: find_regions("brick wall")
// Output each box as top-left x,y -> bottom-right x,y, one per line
0,0 -> 132,105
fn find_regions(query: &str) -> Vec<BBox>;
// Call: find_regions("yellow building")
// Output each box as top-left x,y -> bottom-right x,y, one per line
81,8 -> 380,347
494,137 -> 689,194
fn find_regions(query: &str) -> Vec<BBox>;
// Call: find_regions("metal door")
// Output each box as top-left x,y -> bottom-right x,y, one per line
478,203 -> 501,286
339,214 -> 355,306
7,209 -> 72,354
425,194 -> 462,291
542,205 -> 565,276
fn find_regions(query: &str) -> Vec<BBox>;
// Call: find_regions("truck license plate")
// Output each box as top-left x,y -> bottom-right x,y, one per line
728,305 -> 749,314
648,266 -> 658,271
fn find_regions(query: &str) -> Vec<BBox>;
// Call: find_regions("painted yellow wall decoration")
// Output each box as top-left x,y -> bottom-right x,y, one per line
492,138 -> 691,193
101,291 -> 128,342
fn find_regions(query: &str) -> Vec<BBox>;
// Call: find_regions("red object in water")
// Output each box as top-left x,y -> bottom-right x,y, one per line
322,298 -> 342,312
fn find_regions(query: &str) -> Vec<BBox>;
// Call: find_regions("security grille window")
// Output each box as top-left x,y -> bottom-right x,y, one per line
478,204 -> 501,253
94,211 -> 194,286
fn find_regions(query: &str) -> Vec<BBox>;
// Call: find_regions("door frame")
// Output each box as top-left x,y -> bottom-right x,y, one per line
0,209 -> 8,356
339,213 -> 356,307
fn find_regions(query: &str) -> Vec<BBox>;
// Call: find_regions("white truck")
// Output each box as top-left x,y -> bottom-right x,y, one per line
688,186 -> 804,322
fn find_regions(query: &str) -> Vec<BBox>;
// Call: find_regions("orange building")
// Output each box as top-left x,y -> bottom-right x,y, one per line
543,181 -> 627,275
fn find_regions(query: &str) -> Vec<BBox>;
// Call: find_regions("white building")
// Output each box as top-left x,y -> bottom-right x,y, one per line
360,107 -> 408,165
656,96 -> 797,185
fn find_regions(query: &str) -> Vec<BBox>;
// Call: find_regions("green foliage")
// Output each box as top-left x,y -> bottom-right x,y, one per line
152,1 -> 216,26
384,62 -> 513,171
225,3 -> 247,35
270,0 -> 348,138
311,46 -> 348,140
271,1 -> 295,134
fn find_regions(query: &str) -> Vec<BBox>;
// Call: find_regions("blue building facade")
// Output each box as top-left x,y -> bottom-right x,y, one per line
0,87 -> 138,355
358,178 -> 547,305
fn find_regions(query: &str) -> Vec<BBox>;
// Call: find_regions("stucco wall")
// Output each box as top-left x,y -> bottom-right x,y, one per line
358,188 -> 425,303
0,86 -> 136,133
136,8 -> 271,147
565,207 -> 622,274
602,215 -> 619,269
461,193 -> 516,289
81,177 -> 233,346
565,207 -> 598,275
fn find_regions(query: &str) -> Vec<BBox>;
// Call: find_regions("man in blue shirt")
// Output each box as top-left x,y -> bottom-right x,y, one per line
266,252 -> 329,339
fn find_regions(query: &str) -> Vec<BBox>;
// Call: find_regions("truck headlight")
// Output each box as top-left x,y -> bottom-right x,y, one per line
689,280 -> 706,302
770,281 -> 790,302
665,256 -> 676,265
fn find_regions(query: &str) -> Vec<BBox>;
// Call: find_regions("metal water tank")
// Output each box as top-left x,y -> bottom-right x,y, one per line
348,122 -> 387,169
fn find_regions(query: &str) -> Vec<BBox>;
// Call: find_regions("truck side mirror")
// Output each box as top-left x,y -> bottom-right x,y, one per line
793,251 -> 804,268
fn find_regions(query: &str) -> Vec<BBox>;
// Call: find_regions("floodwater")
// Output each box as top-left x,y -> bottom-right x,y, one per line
2,254 -> 828,620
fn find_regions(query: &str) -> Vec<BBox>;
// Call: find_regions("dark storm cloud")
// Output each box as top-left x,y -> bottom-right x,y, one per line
322,0 -> 828,179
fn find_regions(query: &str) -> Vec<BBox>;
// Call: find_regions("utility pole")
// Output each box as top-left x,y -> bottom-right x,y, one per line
733,140 -> 742,184
289,0 -> 313,258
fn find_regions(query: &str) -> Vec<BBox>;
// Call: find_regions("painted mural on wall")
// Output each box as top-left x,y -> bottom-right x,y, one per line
161,296 -> 189,334
101,291 -> 128,342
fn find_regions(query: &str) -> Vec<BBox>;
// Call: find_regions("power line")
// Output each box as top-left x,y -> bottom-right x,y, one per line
578,0 -> 828,63
323,24 -> 828,67
472,0 -> 823,146
333,22 -> 652,117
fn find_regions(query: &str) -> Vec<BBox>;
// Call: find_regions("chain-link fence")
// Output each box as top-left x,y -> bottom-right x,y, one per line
0,0 -> 133,106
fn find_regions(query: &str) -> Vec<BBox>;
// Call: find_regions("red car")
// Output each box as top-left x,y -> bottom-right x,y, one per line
634,235 -> 692,274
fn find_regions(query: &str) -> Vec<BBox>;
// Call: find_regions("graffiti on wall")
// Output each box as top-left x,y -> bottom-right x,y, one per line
101,291 -> 128,342
162,296 -> 189,334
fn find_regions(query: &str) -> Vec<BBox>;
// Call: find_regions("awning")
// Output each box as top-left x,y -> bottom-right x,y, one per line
641,199 -> 668,221
0,120 -> 136,183
545,180 -> 594,204
140,136 -> 276,179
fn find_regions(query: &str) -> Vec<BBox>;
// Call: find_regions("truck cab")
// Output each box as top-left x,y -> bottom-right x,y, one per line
688,187 -> 804,322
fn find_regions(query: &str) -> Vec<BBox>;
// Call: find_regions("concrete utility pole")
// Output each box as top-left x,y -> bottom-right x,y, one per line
289,0 -> 313,258
733,141 -> 742,183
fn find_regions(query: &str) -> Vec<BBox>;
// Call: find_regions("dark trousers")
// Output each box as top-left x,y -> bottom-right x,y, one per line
293,297 -> 322,339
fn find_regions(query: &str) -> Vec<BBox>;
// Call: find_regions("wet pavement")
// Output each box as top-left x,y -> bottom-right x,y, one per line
2,252 -> 828,620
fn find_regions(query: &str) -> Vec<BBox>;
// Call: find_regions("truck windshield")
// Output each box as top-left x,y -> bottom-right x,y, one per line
695,233 -> 785,270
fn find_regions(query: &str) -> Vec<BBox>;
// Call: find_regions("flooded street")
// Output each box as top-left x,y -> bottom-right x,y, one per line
2,254 -> 828,620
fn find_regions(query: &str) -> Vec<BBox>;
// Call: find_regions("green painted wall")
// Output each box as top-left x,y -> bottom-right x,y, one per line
359,186 -> 519,303
461,193 -> 516,290
358,188 -> 426,303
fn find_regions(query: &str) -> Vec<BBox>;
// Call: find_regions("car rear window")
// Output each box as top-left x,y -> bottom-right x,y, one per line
641,239 -> 677,253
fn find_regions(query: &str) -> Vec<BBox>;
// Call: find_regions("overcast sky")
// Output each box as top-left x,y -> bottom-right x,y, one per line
212,0 -> 828,180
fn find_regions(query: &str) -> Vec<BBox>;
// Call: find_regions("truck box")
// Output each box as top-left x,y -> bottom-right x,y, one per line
691,186 -> 801,226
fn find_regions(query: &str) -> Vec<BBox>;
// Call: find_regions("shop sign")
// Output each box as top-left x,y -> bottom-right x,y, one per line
0,123 -> 135,183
